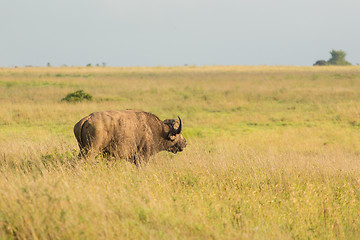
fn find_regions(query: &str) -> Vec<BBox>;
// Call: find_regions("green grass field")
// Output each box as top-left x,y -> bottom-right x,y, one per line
1,66 -> 360,239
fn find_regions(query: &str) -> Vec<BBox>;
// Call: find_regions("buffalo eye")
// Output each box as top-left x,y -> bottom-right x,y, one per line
168,133 -> 177,141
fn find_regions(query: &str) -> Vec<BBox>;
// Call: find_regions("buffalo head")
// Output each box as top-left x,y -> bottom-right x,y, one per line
163,116 -> 187,153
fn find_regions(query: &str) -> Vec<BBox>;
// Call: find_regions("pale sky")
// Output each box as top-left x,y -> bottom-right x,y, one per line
1,0 -> 359,67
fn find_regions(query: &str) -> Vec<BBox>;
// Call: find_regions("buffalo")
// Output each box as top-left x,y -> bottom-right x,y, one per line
74,109 -> 187,164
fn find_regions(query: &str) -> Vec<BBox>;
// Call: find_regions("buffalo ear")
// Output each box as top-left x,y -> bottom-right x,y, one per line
164,117 -> 182,140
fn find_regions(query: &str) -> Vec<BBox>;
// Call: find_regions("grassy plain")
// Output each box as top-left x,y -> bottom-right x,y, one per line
0,66 -> 360,239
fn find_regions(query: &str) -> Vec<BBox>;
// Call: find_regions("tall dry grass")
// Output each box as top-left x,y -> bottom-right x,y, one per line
1,66 -> 360,239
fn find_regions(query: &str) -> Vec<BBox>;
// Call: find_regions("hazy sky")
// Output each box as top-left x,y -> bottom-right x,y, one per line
1,0 -> 359,67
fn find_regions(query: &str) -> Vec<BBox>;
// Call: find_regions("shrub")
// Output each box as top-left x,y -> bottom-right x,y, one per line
327,50 -> 351,66
313,60 -> 328,66
314,50 -> 352,66
61,90 -> 93,102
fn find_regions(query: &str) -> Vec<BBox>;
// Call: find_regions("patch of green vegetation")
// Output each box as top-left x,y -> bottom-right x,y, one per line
54,73 -> 93,78
61,90 -> 93,103
184,128 -> 204,138
0,80 -> 66,88
97,96 -> 128,102
41,148 -> 78,169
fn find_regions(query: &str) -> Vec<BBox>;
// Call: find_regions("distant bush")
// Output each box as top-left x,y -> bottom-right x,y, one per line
62,90 -> 93,102
314,50 -> 352,66
313,60 -> 328,66
327,50 -> 351,66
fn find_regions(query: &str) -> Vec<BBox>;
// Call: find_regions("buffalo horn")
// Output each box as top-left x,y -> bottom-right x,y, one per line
174,116 -> 183,134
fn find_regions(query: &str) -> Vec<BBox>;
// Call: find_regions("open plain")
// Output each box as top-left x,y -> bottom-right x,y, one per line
1,66 -> 360,239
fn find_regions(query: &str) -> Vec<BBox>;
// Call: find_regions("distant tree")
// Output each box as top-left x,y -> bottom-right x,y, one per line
327,50 -> 351,66
86,63 -> 92,67
102,62 -> 106,67
313,60 -> 327,66
47,62 -> 51,67
313,50 -> 352,66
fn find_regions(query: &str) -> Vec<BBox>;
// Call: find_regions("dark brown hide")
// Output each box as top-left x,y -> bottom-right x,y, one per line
74,110 -> 187,164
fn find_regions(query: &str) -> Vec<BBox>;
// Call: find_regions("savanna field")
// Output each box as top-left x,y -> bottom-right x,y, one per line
1,66 -> 360,239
